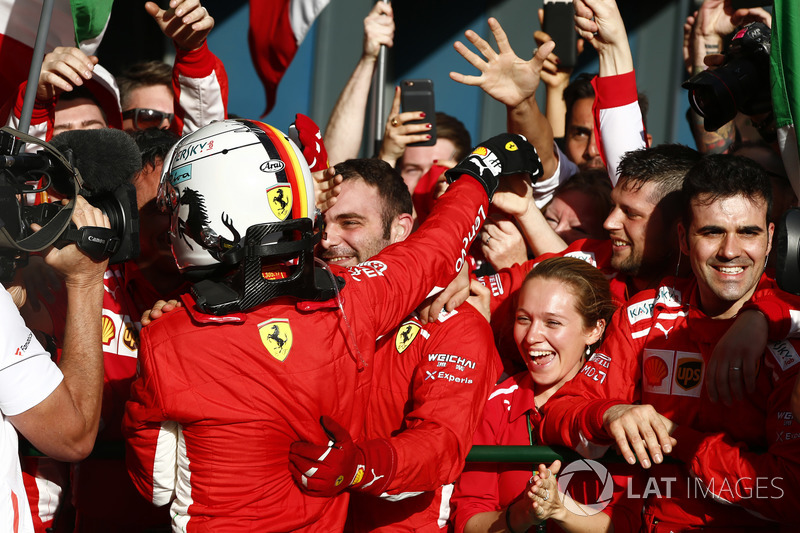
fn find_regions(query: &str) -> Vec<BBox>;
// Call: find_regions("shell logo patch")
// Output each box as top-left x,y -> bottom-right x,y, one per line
102,315 -> 115,346
267,184 -> 293,220
504,141 -> 518,151
259,318 -> 293,362
471,146 -> 489,156
351,466 -> 365,485
395,322 -> 421,353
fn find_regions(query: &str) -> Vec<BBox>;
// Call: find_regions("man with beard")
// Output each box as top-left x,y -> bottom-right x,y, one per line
305,158 -> 500,531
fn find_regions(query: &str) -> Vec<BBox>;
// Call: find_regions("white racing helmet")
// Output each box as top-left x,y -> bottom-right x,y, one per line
157,119 -> 328,314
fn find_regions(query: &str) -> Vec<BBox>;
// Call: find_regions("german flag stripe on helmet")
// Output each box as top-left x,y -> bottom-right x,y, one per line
243,120 -> 310,220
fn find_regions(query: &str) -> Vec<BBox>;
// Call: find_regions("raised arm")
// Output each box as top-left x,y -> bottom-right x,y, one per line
325,2 -> 395,164
146,0 -> 229,134
450,18 -> 558,181
9,196 -> 110,462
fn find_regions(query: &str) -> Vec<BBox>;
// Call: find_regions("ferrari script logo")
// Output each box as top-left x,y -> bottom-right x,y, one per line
395,322 -> 420,354
259,319 -> 293,362
267,184 -> 293,220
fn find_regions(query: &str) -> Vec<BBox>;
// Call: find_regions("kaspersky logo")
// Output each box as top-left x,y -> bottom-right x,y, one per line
557,459 -> 614,516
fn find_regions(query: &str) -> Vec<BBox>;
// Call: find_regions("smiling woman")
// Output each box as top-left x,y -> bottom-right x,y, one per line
450,257 -> 644,533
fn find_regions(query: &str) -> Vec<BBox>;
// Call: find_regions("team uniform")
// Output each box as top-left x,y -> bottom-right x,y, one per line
0,287 -> 64,533
170,41 -> 229,136
476,238 -> 625,376
450,372 -> 643,533
348,304 -> 501,532
123,177 -> 490,531
540,274 -> 800,531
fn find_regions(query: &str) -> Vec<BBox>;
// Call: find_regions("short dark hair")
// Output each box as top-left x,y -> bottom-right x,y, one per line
617,144 -> 702,219
681,154 -> 773,228
436,112 -> 471,161
129,127 -> 179,170
553,168 -> 613,222
334,158 -> 412,239
564,73 -> 596,127
116,60 -> 172,110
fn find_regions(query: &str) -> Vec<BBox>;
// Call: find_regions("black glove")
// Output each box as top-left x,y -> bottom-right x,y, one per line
445,133 -> 543,200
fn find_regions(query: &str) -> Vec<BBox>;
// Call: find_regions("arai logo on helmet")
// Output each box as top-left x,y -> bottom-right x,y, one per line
261,160 -> 286,173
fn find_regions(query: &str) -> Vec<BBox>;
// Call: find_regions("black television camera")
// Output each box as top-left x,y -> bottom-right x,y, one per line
682,21 -> 772,132
0,127 -> 140,283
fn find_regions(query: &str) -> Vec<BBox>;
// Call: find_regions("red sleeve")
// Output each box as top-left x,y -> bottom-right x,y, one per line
539,294 -> 647,452
742,279 -> 800,340
449,390 -> 507,533
2,81 -> 54,142
591,70 -> 644,183
671,341 -> 800,521
171,41 -> 229,135
343,178 -> 489,340
385,306 -> 500,493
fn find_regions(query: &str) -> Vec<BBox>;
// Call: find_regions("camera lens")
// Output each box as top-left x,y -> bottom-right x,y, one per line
683,70 -> 737,132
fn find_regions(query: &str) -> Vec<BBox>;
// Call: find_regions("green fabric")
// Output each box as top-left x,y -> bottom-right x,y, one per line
70,0 -> 114,45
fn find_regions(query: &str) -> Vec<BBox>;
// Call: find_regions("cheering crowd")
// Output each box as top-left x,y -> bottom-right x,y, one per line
2,0 -> 800,531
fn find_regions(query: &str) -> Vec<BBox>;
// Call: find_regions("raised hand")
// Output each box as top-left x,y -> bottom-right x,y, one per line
145,0 -> 214,52
450,17 -> 555,108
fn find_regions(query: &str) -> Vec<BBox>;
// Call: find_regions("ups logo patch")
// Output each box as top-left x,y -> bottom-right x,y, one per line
675,358 -> 702,391
259,318 -> 293,362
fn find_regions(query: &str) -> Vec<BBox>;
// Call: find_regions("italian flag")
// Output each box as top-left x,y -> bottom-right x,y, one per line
0,0 -> 113,108
771,0 -> 800,195
249,0 -> 331,116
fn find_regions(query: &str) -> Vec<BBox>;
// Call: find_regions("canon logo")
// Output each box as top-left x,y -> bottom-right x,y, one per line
87,236 -> 104,244
261,160 -> 285,173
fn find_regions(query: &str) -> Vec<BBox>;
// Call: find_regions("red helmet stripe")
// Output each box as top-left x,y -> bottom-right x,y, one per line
261,124 -> 310,219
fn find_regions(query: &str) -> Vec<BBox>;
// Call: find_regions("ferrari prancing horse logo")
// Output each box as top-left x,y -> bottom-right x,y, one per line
259,318 -> 293,362
395,322 -> 420,354
267,184 -> 293,220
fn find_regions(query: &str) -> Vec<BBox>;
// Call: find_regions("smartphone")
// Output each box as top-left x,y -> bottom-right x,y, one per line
543,0 -> 578,69
401,79 -> 437,147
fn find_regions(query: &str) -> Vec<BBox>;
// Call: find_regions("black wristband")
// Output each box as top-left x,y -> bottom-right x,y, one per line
505,505 -> 521,533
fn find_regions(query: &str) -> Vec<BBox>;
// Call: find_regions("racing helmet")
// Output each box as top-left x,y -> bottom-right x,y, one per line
158,119 -> 316,271
158,119 -> 326,314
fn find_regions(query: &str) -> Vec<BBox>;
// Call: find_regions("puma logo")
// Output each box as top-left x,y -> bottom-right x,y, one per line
655,323 -> 673,339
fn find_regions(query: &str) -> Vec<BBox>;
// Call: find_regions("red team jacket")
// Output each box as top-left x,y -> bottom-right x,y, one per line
540,274 -> 800,531
477,238 -> 626,376
348,304 -> 500,532
450,372 -> 643,533
122,178 -> 490,531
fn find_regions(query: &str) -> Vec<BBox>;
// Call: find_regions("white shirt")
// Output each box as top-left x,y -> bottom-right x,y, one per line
0,287 -> 63,533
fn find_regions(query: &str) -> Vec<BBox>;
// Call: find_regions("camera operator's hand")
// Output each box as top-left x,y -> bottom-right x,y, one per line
690,0 -> 772,73
37,47 -> 98,101
39,196 -> 110,288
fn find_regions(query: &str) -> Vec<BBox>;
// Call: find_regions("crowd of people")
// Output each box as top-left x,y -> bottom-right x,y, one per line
1,0 -> 800,531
